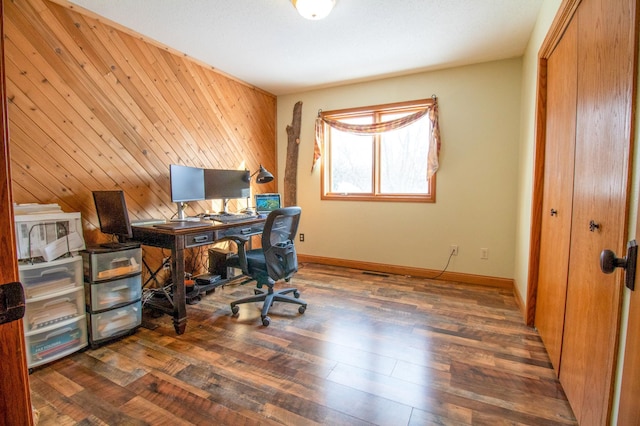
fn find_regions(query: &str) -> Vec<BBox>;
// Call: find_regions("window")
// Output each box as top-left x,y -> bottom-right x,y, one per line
320,99 -> 437,202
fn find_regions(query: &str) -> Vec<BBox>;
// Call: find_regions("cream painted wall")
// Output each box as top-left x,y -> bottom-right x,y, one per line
276,58 -> 522,279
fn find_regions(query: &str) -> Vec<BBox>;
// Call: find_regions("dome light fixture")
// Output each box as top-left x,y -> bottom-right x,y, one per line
292,0 -> 336,20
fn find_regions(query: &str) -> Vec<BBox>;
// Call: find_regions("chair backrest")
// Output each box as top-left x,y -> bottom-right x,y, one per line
261,206 -> 301,281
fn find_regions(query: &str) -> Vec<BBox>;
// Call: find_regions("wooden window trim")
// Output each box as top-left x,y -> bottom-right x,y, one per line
320,99 -> 436,203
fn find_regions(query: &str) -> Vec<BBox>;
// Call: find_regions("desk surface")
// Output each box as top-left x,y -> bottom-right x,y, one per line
132,216 -> 266,334
134,217 -> 265,234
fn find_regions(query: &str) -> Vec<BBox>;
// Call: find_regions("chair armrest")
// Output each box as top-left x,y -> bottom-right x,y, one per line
216,235 -> 249,246
216,236 -> 249,275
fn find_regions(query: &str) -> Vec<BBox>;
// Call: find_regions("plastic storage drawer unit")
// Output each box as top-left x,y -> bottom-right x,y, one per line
26,287 -> 84,331
82,245 -> 142,282
85,275 -> 142,311
82,245 -> 142,348
87,300 -> 142,342
20,255 -> 88,368
20,255 -> 83,299
25,316 -> 88,368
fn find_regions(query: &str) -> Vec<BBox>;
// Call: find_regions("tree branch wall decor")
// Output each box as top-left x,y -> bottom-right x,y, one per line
284,101 -> 302,206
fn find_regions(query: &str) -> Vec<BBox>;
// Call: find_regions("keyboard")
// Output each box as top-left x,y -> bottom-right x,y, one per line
205,212 -> 257,223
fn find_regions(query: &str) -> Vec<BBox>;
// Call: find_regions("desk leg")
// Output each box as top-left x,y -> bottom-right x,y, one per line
171,238 -> 187,335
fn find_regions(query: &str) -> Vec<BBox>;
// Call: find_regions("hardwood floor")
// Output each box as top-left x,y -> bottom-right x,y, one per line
29,263 -> 577,425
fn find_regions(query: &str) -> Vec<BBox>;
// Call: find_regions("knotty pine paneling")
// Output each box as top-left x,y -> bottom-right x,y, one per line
4,0 -> 276,280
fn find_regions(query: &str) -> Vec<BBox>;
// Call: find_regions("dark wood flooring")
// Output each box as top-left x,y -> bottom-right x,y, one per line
29,263 -> 577,425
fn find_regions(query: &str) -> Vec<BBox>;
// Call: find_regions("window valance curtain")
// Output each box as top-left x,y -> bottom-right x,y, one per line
312,100 -> 441,178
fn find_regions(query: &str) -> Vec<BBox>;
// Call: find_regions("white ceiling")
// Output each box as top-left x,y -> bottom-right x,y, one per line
67,0 -> 543,96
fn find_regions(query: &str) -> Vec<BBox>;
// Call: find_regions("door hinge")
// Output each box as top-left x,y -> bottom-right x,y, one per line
0,282 -> 25,325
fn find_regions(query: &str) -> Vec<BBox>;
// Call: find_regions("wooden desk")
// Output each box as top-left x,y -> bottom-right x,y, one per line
132,218 -> 266,334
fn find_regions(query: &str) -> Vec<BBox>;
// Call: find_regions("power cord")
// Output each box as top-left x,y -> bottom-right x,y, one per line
424,250 -> 455,280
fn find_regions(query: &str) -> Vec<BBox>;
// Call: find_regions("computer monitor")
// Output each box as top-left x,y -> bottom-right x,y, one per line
204,169 -> 251,213
92,190 -> 133,245
170,164 -> 206,219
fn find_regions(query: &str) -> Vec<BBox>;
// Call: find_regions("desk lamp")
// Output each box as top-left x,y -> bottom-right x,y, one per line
251,165 -> 274,184
243,165 -> 274,213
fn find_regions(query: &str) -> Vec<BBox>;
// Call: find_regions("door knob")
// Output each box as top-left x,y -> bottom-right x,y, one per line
600,240 -> 638,290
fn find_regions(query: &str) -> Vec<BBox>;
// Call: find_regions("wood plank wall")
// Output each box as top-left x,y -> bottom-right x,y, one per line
3,0 -> 277,279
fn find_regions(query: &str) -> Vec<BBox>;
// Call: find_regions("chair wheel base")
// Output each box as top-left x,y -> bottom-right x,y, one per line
230,285 -> 307,325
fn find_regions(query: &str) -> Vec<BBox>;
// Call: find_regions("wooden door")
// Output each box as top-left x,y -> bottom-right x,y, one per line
0,1 -> 34,424
534,17 -> 578,374
558,0 -> 637,424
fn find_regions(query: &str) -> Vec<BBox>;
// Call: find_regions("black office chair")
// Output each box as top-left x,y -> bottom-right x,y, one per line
225,206 -> 307,326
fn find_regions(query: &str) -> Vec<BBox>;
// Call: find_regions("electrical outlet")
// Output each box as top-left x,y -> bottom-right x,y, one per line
299,233 -> 305,242
450,245 -> 458,256
481,248 -> 489,259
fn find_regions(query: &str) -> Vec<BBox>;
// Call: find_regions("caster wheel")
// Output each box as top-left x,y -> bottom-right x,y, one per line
231,305 -> 239,315
298,305 -> 306,314
294,291 -> 300,298
262,316 -> 271,326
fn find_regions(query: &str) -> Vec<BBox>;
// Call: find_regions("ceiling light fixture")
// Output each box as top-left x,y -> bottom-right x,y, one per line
292,0 -> 336,20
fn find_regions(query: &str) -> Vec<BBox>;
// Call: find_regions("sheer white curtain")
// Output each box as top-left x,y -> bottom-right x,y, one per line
312,100 -> 441,179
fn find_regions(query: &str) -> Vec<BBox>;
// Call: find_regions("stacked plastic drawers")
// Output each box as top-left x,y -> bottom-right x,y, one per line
20,255 -> 88,369
81,244 -> 142,348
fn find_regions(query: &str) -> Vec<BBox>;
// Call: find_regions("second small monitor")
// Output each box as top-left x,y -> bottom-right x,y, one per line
204,169 -> 251,200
